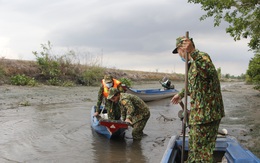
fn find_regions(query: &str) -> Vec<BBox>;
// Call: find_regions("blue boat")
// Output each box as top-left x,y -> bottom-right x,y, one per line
124,86 -> 179,102
90,106 -> 128,139
161,135 -> 260,163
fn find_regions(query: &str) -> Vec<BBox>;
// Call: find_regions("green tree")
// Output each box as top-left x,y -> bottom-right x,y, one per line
246,53 -> 260,90
225,74 -> 230,79
188,0 -> 260,52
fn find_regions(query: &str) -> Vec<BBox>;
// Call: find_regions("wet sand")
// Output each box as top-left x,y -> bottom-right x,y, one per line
0,81 -> 259,162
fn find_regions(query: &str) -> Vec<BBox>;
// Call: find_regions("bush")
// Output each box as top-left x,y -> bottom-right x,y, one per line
78,66 -> 105,86
10,74 -> 37,86
47,77 -> 61,86
0,67 -> 4,79
33,41 -> 81,85
62,80 -> 75,87
33,41 -> 61,80
119,77 -> 132,87
0,59 -> 5,80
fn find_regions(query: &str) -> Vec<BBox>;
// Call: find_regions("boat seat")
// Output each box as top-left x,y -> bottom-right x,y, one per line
225,141 -> 260,163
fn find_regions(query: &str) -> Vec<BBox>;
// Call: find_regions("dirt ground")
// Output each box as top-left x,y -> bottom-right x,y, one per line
0,81 -> 259,162
220,82 -> 260,157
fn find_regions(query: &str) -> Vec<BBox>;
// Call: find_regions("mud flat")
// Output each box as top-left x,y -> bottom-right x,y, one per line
0,81 -> 259,162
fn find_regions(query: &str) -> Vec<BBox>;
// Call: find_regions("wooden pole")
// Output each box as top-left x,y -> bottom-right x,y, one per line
181,31 -> 189,163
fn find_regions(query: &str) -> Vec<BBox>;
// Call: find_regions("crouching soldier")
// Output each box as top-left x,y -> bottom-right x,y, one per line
107,88 -> 150,140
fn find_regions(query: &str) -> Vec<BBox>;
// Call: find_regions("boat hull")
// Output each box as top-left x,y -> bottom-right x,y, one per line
161,135 -> 260,163
90,106 -> 128,139
125,87 -> 178,102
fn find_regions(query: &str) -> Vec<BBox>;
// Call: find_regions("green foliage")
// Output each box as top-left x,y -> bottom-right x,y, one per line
62,80 -> 75,87
27,78 -> 38,86
47,77 -> 61,86
79,66 -> 105,86
237,73 -> 246,80
33,41 -> 82,86
217,67 -> 221,80
225,74 -> 230,79
188,0 -> 260,52
246,53 -> 260,90
10,74 -> 37,86
19,101 -> 30,106
33,41 -> 61,79
0,67 -> 4,79
0,59 -> 5,79
119,77 -> 132,87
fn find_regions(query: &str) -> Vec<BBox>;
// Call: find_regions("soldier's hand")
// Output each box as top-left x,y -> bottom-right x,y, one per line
171,94 -> 181,104
94,112 -> 99,117
125,118 -> 132,124
179,38 -> 195,54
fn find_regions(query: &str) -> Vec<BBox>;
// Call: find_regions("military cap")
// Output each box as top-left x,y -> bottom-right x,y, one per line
107,87 -> 119,100
172,36 -> 195,54
104,75 -> 113,83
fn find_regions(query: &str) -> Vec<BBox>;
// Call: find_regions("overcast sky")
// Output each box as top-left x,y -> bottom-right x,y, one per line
0,0 -> 254,76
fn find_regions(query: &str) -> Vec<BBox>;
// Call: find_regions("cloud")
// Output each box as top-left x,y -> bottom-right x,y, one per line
0,0 -> 254,76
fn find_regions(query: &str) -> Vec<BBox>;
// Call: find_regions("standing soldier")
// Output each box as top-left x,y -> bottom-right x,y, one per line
94,75 -> 125,120
171,36 -> 225,162
107,88 -> 150,140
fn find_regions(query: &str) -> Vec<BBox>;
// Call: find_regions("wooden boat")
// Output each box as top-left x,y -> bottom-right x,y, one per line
161,135 -> 260,163
124,86 -> 179,102
90,106 -> 129,139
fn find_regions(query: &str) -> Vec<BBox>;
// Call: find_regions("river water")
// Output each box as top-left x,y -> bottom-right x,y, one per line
0,81 -> 258,162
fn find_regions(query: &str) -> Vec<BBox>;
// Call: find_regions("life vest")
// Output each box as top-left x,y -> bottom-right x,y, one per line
102,79 -> 121,98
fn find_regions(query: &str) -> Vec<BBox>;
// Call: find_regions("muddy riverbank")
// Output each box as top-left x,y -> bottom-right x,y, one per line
0,81 -> 259,162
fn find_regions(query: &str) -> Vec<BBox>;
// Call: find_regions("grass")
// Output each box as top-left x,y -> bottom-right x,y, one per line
0,58 -> 183,86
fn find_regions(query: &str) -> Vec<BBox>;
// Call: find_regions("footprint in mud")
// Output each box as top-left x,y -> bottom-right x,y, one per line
152,137 -> 166,147
156,113 -> 176,122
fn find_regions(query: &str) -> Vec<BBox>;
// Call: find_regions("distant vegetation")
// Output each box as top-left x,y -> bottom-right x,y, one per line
246,53 -> 260,90
10,74 -> 37,86
0,41 -> 182,87
32,41 -> 103,86
216,67 -> 245,81
0,41 -> 256,88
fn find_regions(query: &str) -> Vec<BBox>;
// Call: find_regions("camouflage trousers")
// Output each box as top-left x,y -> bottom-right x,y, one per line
105,101 -> 121,120
132,112 -> 150,140
187,120 -> 221,163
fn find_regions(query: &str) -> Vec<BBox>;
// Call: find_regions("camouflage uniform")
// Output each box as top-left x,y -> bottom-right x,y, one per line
96,79 -> 125,120
178,50 -> 225,162
118,93 -> 150,140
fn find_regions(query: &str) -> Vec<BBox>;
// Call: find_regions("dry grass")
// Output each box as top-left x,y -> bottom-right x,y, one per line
105,68 -> 183,81
0,58 -> 183,85
0,58 -> 40,77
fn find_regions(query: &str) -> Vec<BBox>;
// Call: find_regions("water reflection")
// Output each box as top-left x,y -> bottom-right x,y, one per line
91,129 -> 147,163
90,97 -> 183,163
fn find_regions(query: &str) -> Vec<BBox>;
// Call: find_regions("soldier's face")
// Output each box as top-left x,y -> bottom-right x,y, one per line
177,47 -> 186,59
110,94 -> 120,103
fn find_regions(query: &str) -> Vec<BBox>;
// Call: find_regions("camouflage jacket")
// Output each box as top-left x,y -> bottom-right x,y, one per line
178,50 -> 225,125
118,93 -> 150,123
